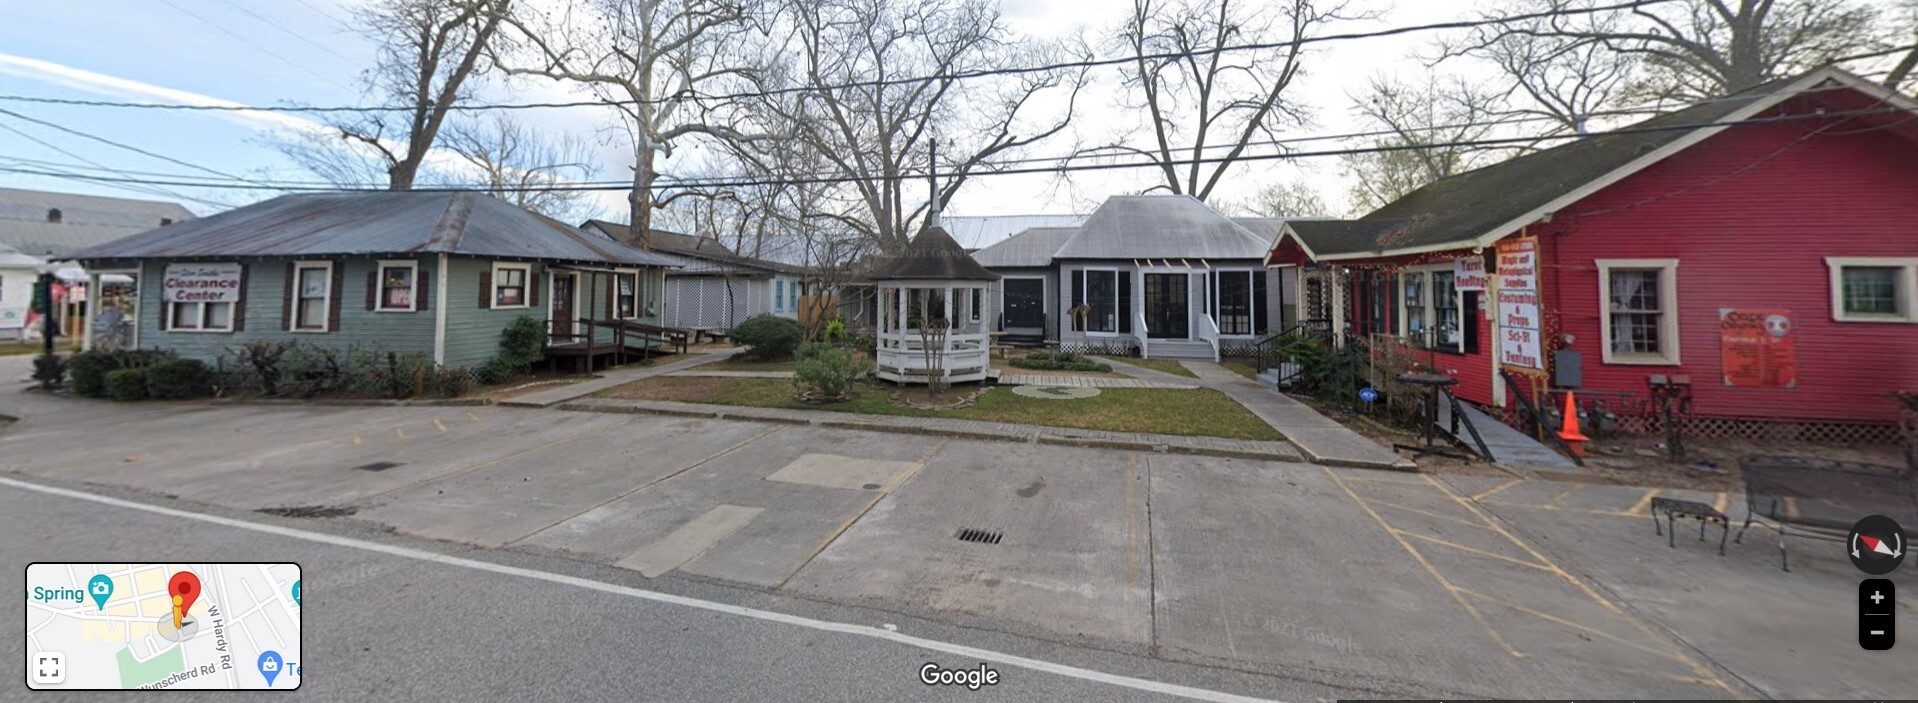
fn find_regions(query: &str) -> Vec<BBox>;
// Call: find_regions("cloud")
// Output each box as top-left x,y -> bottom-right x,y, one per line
0,52 -> 332,136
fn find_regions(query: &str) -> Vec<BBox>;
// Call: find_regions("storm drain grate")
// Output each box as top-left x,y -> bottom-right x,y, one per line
354,461 -> 404,472
956,528 -> 1003,545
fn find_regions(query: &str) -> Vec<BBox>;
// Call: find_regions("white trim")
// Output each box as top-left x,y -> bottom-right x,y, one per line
1264,224 -> 1320,265
614,269 -> 642,320
547,270 -> 581,342
432,253 -> 448,364
1394,262 -> 1469,354
288,260 -> 334,333
374,259 -> 420,312
1303,69 -> 1908,262
491,262 -> 532,309
1825,256 -> 1918,323
1596,258 -> 1681,365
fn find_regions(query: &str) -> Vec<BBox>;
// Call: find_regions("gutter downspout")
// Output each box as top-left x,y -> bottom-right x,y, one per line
433,253 -> 449,365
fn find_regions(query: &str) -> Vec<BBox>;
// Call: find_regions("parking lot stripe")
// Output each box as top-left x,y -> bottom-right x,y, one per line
1625,489 -> 1662,516
1393,530 -> 1556,572
1711,492 -> 1731,513
357,417 -> 646,503
432,417 -> 448,433
0,476 -> 1279,703
1469,479 -> 1523,501
1323,467 -> 1524,659
1366,499 -> 1502,531
1453,588 -> 1688,660
1545,484 -> 1583,508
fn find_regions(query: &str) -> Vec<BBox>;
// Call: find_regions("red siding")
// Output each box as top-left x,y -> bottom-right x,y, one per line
1531,109 -> 1918,423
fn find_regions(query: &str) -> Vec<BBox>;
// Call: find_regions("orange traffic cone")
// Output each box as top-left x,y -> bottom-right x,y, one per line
1558,391 -> 1590,457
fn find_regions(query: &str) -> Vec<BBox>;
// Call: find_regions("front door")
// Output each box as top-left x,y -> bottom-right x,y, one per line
551,273 -> 577,341
1144,273 -> 1189,339
1003,279 -> 1044,329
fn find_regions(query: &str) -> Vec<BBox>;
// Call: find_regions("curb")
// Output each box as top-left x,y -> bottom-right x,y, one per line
1294,444 -> 1421,473
1035,435 -> 1161,453
211,397 -> 494,408
556,402 -> 716,419
1159,442 -> 1303,463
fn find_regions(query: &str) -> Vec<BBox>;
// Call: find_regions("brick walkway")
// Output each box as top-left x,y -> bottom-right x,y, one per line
1104,357 -> 1417,471
558,397 -> 1302,463
499,348 -> 742,408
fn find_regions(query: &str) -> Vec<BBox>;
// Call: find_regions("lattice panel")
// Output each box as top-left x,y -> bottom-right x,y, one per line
1476,401 -> 1900,445
1056,340 -> 1139,356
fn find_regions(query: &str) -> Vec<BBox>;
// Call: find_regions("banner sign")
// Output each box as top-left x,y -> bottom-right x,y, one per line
1454,256 -> 1487,292
162,263 -> 243,303
1495,238 -> 1544,373
1719,309 -> 1796,388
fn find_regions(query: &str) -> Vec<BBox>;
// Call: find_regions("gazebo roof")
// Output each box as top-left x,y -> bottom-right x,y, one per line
867,224 -> 999,281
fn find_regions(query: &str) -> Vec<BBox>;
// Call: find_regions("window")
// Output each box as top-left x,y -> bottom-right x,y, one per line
1826,257 -> 1918,322
292,262 -> 332,331
493,264 -> 529,308
616,273 -> 638,319
1398,267 -> 1462,353
169,300 -> 233,332
907,288 -> 949,329
969,287 -> 981,322
1597,259 -> 1680,365
1084,270 -> 1117,333
1214,271 -> 1254,335
775,279 -> 786,313
377,262 -> 417,311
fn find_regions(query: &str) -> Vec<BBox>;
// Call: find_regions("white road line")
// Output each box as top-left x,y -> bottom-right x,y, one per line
1,476 -> 1279,703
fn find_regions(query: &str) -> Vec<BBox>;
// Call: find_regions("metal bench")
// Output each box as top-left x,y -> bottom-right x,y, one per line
1651,497 -> 1729,555
1735,456 -> 1918,571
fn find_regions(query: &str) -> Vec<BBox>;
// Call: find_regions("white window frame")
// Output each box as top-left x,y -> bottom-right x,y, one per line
492,262 -> 531,309
375,260 -> 419,312
1825,257 -> 1918,323
1210,269 -> 1258,336
615,270 -> 640,320
1596,258 -> 1680,365
290,261 -> 334,333
1396,263 -> 1464,353
168,300 -> 236,333
1080,267 -> 1121,336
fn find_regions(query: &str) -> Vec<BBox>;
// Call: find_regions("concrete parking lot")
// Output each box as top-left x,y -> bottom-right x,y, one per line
2,390 -> 1909,699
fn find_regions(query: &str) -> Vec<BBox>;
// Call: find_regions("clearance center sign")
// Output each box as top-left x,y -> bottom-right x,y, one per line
1495,238 -> 1544,374
162,263 -> 243,303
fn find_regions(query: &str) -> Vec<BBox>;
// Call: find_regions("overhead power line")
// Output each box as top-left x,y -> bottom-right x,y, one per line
0,107 -> 258,184
0,0 -> 1680,114
2,105 -> 1904,195
0,119 -> 229,208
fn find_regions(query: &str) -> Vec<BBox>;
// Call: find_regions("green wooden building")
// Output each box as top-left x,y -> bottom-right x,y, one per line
65,191 -> 679,370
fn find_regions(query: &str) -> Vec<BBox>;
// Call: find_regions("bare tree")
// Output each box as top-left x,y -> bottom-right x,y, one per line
1440,11 -> 1637,133
1460,0 -> 1881,105
1107,0 -> 1357,202
1341,77 -> 1509,212
283,0 -> 511,189
1889,0 -> 1918,91
494,0 -> 769,249
1230,177 -> 1332,218
437,114 -> 603,220
758,0 -> 1089,253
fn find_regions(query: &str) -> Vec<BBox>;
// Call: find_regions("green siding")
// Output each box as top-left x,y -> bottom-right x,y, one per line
136,257 -> 436,364
441,257 -> 667,367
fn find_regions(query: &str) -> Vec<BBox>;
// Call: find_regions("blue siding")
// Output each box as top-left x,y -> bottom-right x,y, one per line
135,257 -> 436,364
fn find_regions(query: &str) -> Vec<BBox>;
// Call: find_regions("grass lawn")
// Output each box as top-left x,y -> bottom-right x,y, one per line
598,377 -> 1282,441
0,341 -> 79,356
1219,358 -> 1261,381
703,355 -> 799,372
1105,356 -> 1198,378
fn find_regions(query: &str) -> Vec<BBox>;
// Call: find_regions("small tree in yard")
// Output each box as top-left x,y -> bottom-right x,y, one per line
916,293 -> 949,397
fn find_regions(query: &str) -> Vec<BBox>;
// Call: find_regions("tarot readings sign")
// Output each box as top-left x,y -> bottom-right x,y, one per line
1719,309 -> 1795,389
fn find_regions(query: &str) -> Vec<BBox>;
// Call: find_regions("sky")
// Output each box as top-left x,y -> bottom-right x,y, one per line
0,0 -> 1900,248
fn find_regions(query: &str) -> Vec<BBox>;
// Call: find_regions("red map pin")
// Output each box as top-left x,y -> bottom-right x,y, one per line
169,571 -> 202,618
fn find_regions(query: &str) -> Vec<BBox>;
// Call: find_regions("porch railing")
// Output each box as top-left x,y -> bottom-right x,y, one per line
1198,312 -> 1221,362
1250,318 -> 1333,385
1134,311 -> 1150,359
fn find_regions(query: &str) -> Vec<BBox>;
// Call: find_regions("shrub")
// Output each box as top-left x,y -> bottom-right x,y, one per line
69,349 -> 175,397
793,343 -> 868,400
483,315 -> 549,383
234,340 -> 297,396
32,353 -> 67,390
104,368 -> 150,401
731,314 -> 804,360
1023,350 -> 1081,363
824,317 -> 847,346
145,359 -> 212,400
282,345 -> 350,398
1007,357 -> 1111,373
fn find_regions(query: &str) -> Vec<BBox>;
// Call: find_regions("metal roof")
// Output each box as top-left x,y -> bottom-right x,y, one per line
940,214 -> 1087,249
0,241 -> 43,268
866,226 -> 999,281
582,220 -> 805,275
66,192 -> 679,267
969,226 -> 1076,268
0,187 -> 195,257
1053,195 -> 1270,260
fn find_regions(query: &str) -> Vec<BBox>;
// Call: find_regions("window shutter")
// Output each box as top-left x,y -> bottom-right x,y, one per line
605,274 -> 615,320
417,269 -> 430,313
281,262 -> 295,331
1070,270 -> 1084,331
327,263 -> 343,333
366,268 -> 378,311
1463,291 -> 1480,354
1253,270 -> 1269,335
528,270 -> 541,307
478,270 -> 492,309
1117,272 -> 1132,334
232,264 -> 248,331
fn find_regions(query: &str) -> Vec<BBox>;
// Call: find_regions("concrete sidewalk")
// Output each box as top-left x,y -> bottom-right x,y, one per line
559,397 -> 1303,463
499,348 -> 742,408
1105,357 -> 1416,471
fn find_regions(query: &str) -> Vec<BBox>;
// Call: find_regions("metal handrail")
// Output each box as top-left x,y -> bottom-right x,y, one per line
1500,369 -> 1586,467
1251,318 -> 1332,374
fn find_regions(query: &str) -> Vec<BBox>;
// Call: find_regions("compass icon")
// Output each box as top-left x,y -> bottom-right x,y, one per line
1849,515 -> 1906,575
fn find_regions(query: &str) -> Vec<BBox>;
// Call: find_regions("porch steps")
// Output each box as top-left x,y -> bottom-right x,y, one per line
1254,363 -> 1302,388
1144,339 -> 1217,361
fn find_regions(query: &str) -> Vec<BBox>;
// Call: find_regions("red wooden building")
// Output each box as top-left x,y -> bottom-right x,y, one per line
1266,68 -> 1918,441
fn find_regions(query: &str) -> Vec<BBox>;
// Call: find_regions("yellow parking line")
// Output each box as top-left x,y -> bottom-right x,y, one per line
1455,588 -> 1687,660
466,411 -> 482,422
1711,492 -> 1730,513
352,434 -> 362,446
1482,501 -> 1644,520
1394,530 -> 1556,572
432,417 -> 448,433
1325,467 -> 1524,658
393,427 -> 407,439
1470,479 -> 1523,501
1366,499 -> 1502,531
1625,488 -> 1662,516
1546,484 -> 1584,508
1342,475 -> 1431,487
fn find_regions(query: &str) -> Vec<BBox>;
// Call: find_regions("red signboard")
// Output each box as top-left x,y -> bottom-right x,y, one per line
1719,309 -> 1796,389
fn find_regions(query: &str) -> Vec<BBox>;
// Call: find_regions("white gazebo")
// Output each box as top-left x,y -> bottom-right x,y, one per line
869,224 -> 1000,384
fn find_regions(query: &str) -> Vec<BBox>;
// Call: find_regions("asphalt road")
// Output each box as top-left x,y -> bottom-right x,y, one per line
1,475 -> 1359,702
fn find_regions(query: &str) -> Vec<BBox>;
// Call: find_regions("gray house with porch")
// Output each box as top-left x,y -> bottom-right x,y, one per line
66,192 -> 678,370
581,220 -> 810,335
968,195 -> 1299,360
